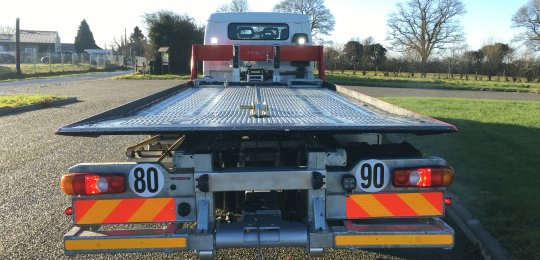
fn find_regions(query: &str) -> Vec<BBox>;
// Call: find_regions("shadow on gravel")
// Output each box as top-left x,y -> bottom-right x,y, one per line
0,98 -> 79,117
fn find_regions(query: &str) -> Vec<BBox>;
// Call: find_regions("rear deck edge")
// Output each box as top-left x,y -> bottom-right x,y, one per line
56,81 -> 457,137
55,82 -> 192,135
334,84 -> 458,133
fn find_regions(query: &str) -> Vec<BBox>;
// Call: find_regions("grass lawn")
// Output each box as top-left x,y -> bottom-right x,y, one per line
327,71 -> 540,93
380,97 -> 540,259
110,73 -> 191,80
0,95 -> 64,109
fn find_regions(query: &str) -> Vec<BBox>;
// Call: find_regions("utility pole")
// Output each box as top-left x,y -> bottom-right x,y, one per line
15,18 -> 21,76
124,28 -> 127,58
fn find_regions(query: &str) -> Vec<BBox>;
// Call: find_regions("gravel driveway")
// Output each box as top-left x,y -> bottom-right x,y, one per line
0,79 -> 481,259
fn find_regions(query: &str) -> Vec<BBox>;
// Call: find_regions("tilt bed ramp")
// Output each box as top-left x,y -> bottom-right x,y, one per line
56,80 -> 457,259
57,20 -> 457,259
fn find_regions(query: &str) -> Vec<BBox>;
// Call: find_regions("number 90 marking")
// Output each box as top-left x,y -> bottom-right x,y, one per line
129,164 -> 164,197
356,159 -> 389,192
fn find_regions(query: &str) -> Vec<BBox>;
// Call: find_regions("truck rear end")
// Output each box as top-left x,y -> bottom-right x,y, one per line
57,12 -> 457,259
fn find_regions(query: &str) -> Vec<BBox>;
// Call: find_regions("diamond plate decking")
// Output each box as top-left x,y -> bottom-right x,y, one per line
57,84 -> 457,136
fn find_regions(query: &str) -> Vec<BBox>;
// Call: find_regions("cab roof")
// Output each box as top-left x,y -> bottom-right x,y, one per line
208,12 -> 309,23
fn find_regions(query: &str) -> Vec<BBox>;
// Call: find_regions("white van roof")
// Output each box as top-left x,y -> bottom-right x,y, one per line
208,12 -> 309,23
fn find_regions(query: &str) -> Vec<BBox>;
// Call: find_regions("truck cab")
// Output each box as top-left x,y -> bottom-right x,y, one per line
202,12 -> 315,83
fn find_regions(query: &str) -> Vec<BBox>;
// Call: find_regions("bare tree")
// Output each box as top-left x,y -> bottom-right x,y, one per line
273,0 -> 335,38
444,43 -> 467,79
343,40 -> 362,74
462,50 -> 483,80
514,50 -> 540,82
324,43 -> 341,74
216,0 -> 250,13
512,0 -> 540,50
0,25 -> 15,34
371,43 -> 388,76
403,49 -> 422,77
387,0 -> 466,77
480,43 -> 512,81
361,37 -> 374,75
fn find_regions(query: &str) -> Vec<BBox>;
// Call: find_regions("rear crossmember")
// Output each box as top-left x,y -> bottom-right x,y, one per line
64,215 -> 453,258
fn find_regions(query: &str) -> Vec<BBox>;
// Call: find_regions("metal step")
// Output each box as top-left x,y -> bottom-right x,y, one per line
332,218 -> 454,249
63,224 -> 189,255
215,210 -> 308,248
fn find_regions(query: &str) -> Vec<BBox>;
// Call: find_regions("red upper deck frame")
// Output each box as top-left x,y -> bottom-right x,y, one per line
190,44 -> 325,81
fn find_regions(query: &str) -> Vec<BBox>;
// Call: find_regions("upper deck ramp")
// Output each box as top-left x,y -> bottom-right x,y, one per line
56,83 -> 457,136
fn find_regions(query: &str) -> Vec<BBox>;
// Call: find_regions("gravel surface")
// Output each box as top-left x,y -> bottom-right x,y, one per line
0,78 -> 481,259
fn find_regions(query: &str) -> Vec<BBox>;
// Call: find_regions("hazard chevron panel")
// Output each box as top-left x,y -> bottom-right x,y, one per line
345,192 -> 444,218
74,198 -> 176,225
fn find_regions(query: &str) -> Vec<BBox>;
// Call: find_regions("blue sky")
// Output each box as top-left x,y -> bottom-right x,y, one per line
0,0 -> 529,51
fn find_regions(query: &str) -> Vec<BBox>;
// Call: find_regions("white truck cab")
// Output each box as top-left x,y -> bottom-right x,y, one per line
202,12 -> 315,83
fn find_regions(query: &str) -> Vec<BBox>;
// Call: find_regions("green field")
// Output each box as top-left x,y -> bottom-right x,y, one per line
0,95 -> 64,109
109,73 -> 191,80
327,71 -> 540,93
380,97 -> 540,259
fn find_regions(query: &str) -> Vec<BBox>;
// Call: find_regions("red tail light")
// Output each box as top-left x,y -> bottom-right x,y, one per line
445,197 -> 453,205
393,167 -> 454,187
61,173 -> 125,195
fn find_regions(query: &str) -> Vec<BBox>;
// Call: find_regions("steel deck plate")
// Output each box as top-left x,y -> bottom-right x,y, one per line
57,85 -> 457,136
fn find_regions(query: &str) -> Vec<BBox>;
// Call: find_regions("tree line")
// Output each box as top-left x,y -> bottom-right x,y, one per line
69,0 -> 540,78
324,40 -> 540,82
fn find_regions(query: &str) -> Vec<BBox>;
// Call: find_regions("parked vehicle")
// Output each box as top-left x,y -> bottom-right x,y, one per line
0,52 -> 15,63
40,52 -> 76,64
57,12 -> 457,259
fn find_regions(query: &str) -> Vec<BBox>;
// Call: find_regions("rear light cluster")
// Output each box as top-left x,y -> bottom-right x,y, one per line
393,167 -> 454,187
61,173 -> 126,195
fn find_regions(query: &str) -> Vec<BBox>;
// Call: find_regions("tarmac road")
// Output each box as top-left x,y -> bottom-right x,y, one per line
346,85 -> 540,101
0,69 -> 133,89
0,78 -> 483,259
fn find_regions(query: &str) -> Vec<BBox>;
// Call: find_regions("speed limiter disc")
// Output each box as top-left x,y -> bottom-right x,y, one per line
129,164 -> 165,197
355,159 -> 390,192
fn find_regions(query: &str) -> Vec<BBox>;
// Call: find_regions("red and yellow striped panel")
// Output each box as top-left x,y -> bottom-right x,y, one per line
74,198 -> 176,225
346,192 -> 443,218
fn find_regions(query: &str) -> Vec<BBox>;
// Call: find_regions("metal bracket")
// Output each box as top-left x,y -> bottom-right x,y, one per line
197,250 -> 215,260
312,171 -> 325,189
313,197 -> 327,231
124,135 -> 161,157
196,174 -> 209,192
197,199 -> 210,233
157,135 -> 186,163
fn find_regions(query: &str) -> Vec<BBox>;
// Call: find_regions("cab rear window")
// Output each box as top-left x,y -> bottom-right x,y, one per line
228,23 -> 289,40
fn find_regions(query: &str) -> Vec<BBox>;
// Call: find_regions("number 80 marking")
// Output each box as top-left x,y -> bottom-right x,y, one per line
129,164 -> 164,197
